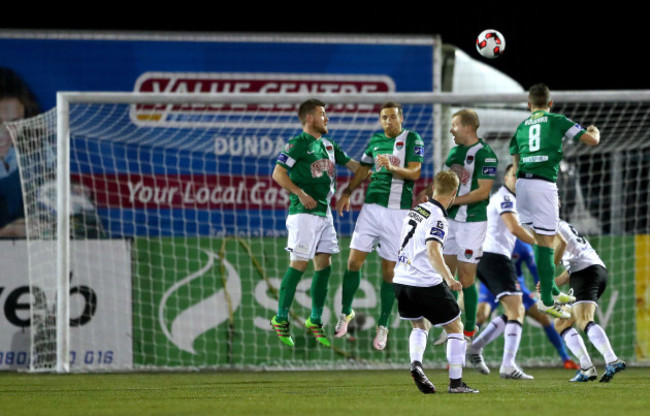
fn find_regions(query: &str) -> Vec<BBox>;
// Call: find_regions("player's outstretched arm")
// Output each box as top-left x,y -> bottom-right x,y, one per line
272,164 -> 317,210
555,269 -> 570,286
451,178 -> 493,206
512,154 -> 520,173
580,125 -> 600,146
336,164 -> 371,216
345,159 -> 361,174
426,240 -> 462,291
501,212 -> 536,246
376,156 -> 421,181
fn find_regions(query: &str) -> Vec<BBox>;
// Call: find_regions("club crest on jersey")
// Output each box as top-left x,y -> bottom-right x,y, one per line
395,141 -> 404,150
466,155 -> 474,165
450,164 -> 470,185
311,159 -> 335,178
464,249 -> 474,259
326,145 -> 333,152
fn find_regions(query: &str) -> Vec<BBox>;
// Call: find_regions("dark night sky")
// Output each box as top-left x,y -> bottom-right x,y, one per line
4,5 -> 645,91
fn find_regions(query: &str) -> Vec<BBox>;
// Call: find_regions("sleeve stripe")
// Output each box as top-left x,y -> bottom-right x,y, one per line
283,155 -> 296,168
360,154 -> 374,165
565,124 -> 583,140
425,237 -> 444,245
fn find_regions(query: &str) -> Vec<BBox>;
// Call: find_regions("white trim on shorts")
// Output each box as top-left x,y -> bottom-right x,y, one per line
570,300 -> 599,308
399,311 -> 462,328
495,291 -> 523,301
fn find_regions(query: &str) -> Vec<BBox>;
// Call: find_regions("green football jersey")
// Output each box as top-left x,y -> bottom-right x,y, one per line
360,129 -> 424,210
276,132 -> 351,216
445,139 -> 498,222
510,110 -> 586,182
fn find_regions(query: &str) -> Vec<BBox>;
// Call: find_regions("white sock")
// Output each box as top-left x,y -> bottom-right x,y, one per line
562,327 -> 593,369
409,328 -> 428,364
585,322 -> 618,364
470,314 -> 506,352
447,333 -> 465,380
502,320 -> 522,369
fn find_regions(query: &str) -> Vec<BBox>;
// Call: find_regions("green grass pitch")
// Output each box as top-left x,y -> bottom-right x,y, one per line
1,367 -> 648,416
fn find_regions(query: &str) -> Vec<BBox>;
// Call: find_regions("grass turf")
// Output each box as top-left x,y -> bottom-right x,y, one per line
1,367 -> 648,416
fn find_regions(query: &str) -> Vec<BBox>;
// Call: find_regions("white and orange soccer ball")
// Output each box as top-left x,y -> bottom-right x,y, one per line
476,29 -> 506,59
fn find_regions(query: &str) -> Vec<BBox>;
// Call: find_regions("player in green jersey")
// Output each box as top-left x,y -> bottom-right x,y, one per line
334,102 -> 424,350
421,109 -> 497,344
271,98 -> 361,348
510,84 -> 600,319
443,109 -> 497,340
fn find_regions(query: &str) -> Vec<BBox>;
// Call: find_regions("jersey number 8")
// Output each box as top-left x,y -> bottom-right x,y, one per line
529,124 -> 541,151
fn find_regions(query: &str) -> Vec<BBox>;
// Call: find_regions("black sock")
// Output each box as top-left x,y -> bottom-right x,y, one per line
449,378 -> 462,388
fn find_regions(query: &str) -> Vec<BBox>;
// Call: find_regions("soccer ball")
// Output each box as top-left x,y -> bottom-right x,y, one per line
476,29 -> 505,59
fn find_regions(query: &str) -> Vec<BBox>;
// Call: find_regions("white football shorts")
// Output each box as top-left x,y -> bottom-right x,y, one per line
350,203 -> 408,262
442,219 -> 487,264
515,178 -> 559,236
285,210 -> 339,261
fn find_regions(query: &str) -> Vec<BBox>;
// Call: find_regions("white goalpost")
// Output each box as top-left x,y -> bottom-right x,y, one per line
8,90 -> 650,373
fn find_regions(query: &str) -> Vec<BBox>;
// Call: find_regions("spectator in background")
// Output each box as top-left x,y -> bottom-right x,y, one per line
0,67 -> 40,238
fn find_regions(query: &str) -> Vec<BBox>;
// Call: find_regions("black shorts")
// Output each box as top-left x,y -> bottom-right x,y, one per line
393,282 -> 461,326
476,252 -> 520,299
570,265 -> 608,302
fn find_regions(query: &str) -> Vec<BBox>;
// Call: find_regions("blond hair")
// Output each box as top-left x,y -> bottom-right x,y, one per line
452,109 -> 480,131
433,170 -> 459,197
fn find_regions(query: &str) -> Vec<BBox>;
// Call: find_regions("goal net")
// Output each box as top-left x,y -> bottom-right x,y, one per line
8,91 -> 650,372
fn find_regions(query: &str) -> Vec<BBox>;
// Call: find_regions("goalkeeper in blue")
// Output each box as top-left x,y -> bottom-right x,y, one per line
475,239 -> 580,370
552,220 -> 626,382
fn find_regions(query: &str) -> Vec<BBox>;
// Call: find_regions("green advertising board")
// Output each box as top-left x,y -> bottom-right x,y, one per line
132,236 -> 635,369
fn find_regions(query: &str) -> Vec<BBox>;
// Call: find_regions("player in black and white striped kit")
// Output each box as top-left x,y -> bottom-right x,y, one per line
466,164 -> 539,380
553,220 -> 626,382
393,170 -> 478,394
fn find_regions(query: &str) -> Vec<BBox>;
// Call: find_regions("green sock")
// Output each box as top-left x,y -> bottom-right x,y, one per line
378,280 -> 395,327
534,245 -> 556,306
462,284 -> 478,333
341,269 -> 361,315
276,267 -> 304,321
552,282 -> 561,296
310,266 -> 331,324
